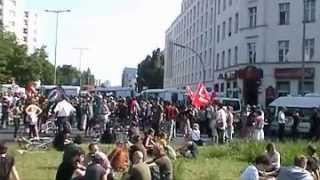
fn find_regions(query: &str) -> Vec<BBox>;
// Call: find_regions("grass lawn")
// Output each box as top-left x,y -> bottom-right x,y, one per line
6,140 -> 319,180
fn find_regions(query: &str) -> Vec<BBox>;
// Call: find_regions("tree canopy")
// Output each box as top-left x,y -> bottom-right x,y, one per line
137,48 -> 164,92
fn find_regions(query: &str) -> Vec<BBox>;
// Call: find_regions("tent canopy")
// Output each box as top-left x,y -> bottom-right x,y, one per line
269,96 -> 320,109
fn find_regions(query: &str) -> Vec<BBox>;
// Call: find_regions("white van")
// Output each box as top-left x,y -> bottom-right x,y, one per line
269,96 -> 320,134
213,97 -> 242,113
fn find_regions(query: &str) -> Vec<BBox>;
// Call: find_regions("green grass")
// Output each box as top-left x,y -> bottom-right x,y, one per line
6,140 -> 320,180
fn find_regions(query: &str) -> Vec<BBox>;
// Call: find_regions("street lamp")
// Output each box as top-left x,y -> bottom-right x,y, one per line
45,9 -> 71,85
73,48 -> 89,88
173,42 -> 206,84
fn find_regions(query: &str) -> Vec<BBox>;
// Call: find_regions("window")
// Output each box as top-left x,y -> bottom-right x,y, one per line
223,0 -> 226,11
222,51 -> 225,68
218,0 -> 221,14
9,21 -> 15,27
299,81 -> 314,95
249,7 -> 257,28
222,21 -> 226,40
248,42 -> 256,63
217,25 -> 220,42
9,10 -> 16,17
11,0 -> 16,6
279,3 -> 290,25
305,39 -> 315,61
228,17 -> 232,36
229,0 -> 232,6
276,81 -> 290,97
234,46 -> 238,65
235,13 -> 239,33
228,49 -> 231,67
278,40 -> 289,62
209,28 -> 213,43
216,53 -> 220,70
23,36 -> 27,42
304,0 -> 316,22
23,28 -> 28,34
221,83 -> 225,92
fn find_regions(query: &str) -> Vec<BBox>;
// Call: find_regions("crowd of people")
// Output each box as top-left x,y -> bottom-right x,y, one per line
241,143 -> 320,180
2,85 -> 320,180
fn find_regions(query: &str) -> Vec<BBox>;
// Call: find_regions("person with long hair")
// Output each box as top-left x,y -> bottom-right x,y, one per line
25,99 -> 42,139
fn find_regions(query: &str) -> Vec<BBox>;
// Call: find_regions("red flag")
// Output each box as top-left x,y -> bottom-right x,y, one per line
192,83 -> 211,108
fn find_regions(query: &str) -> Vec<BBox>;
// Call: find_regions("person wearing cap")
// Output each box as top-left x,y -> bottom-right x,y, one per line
0,141 -> 20,180
84,152 -> 109,180
124,151 -> 151,180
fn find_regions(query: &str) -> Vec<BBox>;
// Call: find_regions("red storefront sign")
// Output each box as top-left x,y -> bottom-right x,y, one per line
274,68 -> 315,79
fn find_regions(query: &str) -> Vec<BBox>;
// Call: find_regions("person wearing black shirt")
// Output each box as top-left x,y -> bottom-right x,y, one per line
0,141 -> 20,180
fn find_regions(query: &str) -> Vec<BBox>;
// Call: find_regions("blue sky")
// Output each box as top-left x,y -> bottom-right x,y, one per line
26,0 -> 182,86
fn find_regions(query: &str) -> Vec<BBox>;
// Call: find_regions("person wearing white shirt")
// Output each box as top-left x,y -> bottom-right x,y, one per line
241,154 -> 272,180
278,107 -> 287,141
54,98 -> 76,134
216,104 -> 227,144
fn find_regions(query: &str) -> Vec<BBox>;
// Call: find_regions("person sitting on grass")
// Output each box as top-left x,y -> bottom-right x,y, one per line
123,151 -> 152,180
56,147 -> 86,180
191,123 -> 203,146
264,143 -> 281,176
277,155 -> 314,180
84,152 -> 109,180
0,141 -> 20,180
147,144 -> 173,180
157,132 -> 168,148
71,148 -> 86,180
108,142 -> 129,172
240,154 -> 272,180
84,143 -> 100,166
306,145 -> 320,179
143,129 -> 155,153
177,141 -> 198,159
129,135 -> 147,163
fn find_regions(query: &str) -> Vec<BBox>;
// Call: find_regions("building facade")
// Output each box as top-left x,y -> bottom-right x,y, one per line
122,67 -> 137,88
23,11 -> 39,53
0,0 -> 25,41
164,0 -> 320,106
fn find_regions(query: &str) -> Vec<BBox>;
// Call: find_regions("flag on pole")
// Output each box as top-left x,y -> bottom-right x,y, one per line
185,83 -> 211,108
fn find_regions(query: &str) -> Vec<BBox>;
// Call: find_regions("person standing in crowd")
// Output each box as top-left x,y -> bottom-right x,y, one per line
310,107 -> 320,141
254,110 -> 265,141
25,99 -> 42,139
12,101 -> 23,138
118,98 -> 129,126
277,155 -> 314,180
216,104 -> 227,144
152,101 -> 164,135
125,151 -> 151,180
292,109 -> 301,139
247,106 -> 256,139
206,103 -> 217,142
191,123 -> 202,146
1,94 -> 10,129
84,152 -> 108,180
278,107 -> 287,141
0,95 -> 3,128
0,141 -> 20,180
54,96 -> 76,135
240,154 -> 271,180
226,106 -> 234,142
165,102 -> 178,143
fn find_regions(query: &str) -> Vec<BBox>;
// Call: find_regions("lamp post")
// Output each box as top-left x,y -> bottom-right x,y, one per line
73,48 -> 89,88
45,9 -> 71,85
173,42 -> 206,84
301,0 -> 307,95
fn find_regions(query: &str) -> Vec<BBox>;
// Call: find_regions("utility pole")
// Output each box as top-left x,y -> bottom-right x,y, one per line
73,48 -> 89,88
45,9 -> 71,85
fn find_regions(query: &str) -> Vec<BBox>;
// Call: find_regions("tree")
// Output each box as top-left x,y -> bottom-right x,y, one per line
137,48 -> 164,92
57,65 -> 80,85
